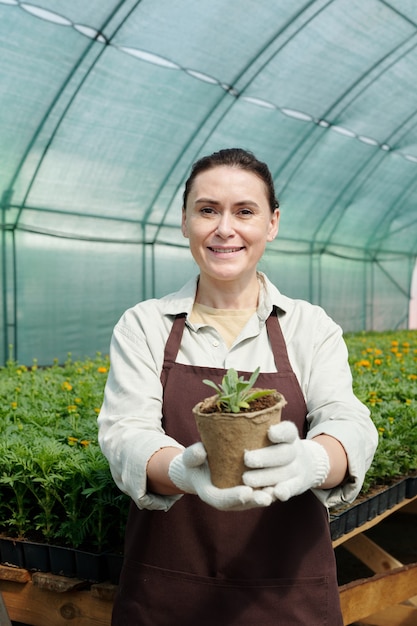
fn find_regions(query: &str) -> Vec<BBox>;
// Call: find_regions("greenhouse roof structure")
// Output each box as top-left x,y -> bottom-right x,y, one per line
1,0 -> 417,365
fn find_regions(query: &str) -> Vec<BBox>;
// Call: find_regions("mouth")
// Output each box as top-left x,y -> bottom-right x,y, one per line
208,246 -> 244,253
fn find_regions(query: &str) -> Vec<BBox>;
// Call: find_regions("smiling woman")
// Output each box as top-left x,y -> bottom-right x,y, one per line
98,148 -> 378,626
181,163 -> 279,306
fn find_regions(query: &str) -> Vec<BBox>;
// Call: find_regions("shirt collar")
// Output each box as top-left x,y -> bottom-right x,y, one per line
160,272 -> 293,319
161,277 -> 199,316
256,273 -> 292,322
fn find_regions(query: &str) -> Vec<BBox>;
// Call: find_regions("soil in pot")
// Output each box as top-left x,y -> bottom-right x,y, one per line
193,390 -> 286,488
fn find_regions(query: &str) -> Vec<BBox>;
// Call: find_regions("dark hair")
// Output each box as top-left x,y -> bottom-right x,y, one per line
182,148 -> 279,212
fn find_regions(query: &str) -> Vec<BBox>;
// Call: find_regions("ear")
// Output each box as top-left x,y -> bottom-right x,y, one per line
181,208 -> 189,238
267,209 -> 280,242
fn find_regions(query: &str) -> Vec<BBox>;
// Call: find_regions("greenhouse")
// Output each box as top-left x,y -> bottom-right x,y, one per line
1,0 -> 417,366
0,1 -> 416,625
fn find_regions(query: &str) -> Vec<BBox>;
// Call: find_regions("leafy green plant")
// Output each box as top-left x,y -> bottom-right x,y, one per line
27,439 -> 67,542
0,438 -> 34,538
81,447 -> 126,552
0,351 -> 129,552
0,332 -> 415,552
203,367 -> 275,413
345,330 -> 417,493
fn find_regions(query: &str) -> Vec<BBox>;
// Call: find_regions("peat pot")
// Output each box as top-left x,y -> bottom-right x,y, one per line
193,390 -> 286,488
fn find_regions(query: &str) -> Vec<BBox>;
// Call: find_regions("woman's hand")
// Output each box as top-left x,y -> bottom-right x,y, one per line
167,443 -> 274,511
242,421 -> 335,501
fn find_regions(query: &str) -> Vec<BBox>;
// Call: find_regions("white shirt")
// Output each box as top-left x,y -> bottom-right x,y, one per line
98,273 -> 378,511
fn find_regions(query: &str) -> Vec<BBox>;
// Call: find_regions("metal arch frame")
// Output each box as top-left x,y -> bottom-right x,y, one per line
364,109 -> 417,255
11,0 -> 142,229
274,36 -> 417,249
311,99 -> 417,329
322,100 -> 417,255
141,0 -> 337,297
273,1 -> 417,203
3,0 -> 336,310
270,29 -> 417,307
142,0 -> 334,232
1,0 -> 144,363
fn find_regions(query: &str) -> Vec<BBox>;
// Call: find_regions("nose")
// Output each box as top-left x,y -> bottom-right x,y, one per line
215,212 -> 234,238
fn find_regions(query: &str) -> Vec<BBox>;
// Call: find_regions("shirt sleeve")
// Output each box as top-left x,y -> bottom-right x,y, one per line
301,308 -> 378,508
97,313 -> 184,511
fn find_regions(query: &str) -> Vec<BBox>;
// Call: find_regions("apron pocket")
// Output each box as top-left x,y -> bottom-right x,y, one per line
114,560 -> 335,626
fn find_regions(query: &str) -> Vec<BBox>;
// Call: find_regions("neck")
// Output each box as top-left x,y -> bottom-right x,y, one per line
195,273 -> 260,309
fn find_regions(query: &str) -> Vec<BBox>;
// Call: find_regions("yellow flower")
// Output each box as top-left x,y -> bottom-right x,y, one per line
374,359 -> 382,365
10,401 -> 17,409
378,427 -> 385,434
388,417 -> 394,424
67,405 -> 77,412
79,440 -> 91,448
75,397 -> 82,404
94,407 -> 101,414
405,399 -> 412,406
97,366 -> 108,374
62,381 -> 73,391
408,374 -> 417,381
391,340 -> 399,346
68,436 -> 78,446
357,359 -> 371,367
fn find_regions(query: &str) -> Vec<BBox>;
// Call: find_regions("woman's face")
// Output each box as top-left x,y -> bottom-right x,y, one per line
182,166 -> 279,284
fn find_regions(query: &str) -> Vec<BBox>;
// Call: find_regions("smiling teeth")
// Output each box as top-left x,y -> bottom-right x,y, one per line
211,247 -> 241,253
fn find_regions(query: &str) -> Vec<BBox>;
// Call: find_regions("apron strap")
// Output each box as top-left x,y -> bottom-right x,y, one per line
266,307 -> 293,373
160,314 -> 186,387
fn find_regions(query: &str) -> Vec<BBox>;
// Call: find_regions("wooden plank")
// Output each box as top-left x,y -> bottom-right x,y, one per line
339,562 -> 417,625
343,533 -> 403,572
342,534 -> 417,607
358,604 -> 417,625
32,571 -> 88,593
0,578 -> 112,626
0,565 -> 31,583
91,582 -> 118,603
332,493 -> 417,549
401,499 -> 417,515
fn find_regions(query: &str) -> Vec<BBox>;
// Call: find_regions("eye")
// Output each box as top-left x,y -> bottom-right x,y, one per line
237,207 -> 254,216
200,206 -> 217,215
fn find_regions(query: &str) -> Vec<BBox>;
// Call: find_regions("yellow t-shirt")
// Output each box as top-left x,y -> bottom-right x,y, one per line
190,302 -> 257,348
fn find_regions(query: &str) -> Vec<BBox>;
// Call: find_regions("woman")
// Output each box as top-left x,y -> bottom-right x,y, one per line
98,148 -> 378,625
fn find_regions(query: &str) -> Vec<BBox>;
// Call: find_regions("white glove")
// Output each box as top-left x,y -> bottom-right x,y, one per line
242,421 -> 330,502
168,442 -> 273,511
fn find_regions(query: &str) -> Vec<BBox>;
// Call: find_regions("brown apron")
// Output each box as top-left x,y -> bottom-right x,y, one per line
112,309 -> 343,625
